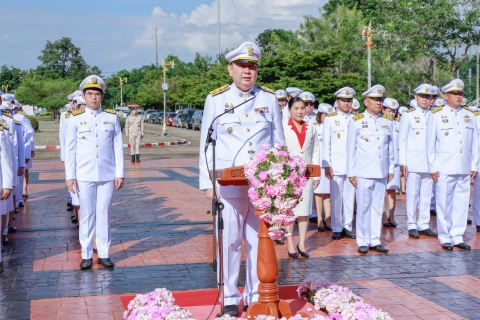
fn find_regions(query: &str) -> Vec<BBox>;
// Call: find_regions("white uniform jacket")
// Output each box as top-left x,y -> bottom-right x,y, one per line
65,108 -> 125,182
59,110 -> 69,162
398,107 -> 430,172
199,84 -> 285,197
427,105 -> 479,175
322,111 -> 353,175
347,111 -> 395,179
0,127 -> 13,190
282,121 -> 320,179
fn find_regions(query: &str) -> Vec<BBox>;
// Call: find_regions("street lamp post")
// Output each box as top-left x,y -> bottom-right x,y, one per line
119,77 -> 128,107
161,60 -> 175,137
361,21 -> 376,89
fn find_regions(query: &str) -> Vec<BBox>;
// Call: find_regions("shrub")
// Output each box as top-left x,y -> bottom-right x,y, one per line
27,116 -> 39,131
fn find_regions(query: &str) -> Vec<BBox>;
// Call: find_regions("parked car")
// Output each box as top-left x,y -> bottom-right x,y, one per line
144,109 -> 157,122
180,108 -> 197,129
165,112 -> 177,126
154,112 -> 164,124
191,110 -> 203,130
173,113 -> 182,127
148,111 -> 158,123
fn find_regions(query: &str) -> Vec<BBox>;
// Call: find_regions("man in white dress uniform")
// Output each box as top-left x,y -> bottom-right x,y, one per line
0,122 -> 13,274
198,42 -> 285,316
347,85 -> 394,254
426,79 -> 478,251
65,75 -> 125,269
323,87 -> 356,240
399,84 -> 438,239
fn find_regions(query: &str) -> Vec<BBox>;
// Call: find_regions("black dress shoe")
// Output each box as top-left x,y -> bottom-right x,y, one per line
67,202 -> 72,207
8,227 -> 16,234
18,202 -> 24,208
358,246 -> 369,254
2,235 -> 8,245
430,209 -> 437,216
80,259 -> 92,269
382,221 -> 393,227
467,219 -> 473,225
454,243 -> 471,250
408,229 -> 419,238
71,217 -> 78,223
296,244 -> 309,258
14,207 -> 19,213
274,239 -> 284,245
0,261 -> 3,274
309,216 -> 318,223
441,243 -> 453,250
418,229 -> 438,237
332,232 -> 342,240
477,226 -> 480,232
323,220 -> 332,231
287,249 -> 298,259
224,304 -> 238,316
23,194 -> 28,198
342,228 -> 356,239
98,258 -> 115,267
369,245 -> 389,253
243,304 -> 249,312
67,206 -> 74,212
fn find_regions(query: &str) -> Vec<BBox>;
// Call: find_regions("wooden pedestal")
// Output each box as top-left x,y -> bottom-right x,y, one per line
246,209 -> 294,318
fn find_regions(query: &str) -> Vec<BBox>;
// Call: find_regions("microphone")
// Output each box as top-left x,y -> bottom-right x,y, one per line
204,91 -> 256,152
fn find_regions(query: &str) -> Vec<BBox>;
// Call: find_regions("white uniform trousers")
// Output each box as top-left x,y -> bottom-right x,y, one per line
430,184 -> 436,210
406,172 -> 433,231
3,197 -> 14,236
435,174 -> 469,245
77,181 -> 114,259
472,176 -> 480,226
70,190 -> 79,206
355,177 -> 386,247
330,175 -> 355,232
16,173 -> 25,205
218,197 -> 259,305
67,189 -> 72,204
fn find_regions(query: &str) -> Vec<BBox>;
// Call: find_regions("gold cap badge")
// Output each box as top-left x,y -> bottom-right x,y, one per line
377,88 -> 381,93
456,81 -> 460,87
247,46 -> 254,54
425,87 -> 429,92
345,89 -> 349,95
92,77 -> 98,84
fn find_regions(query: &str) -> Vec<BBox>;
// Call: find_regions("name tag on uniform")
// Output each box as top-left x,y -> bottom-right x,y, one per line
382,126 -> 389,129
442,119 -> 449,123
465,119 -> 472,123
255,107 -> 269,114
103,121 -> 113,125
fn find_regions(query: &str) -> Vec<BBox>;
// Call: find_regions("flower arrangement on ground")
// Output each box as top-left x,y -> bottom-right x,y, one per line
244,144 -> 308,240
297,278 -> 392,320
123,288 -> 195,320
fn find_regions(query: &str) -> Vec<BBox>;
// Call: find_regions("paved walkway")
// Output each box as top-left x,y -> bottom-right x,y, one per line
1,158 -> 480,319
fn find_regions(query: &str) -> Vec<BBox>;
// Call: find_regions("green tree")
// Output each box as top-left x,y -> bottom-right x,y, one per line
255,29 -> 301,51
0,65 -> 26,91
37,37 -> 101,80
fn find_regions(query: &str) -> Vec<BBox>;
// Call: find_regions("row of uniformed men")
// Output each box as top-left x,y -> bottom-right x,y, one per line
0,93 -> 35,273
273,79 -> 477,252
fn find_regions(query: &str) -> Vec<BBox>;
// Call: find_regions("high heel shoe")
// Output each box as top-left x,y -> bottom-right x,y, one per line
287,249 -> 298,259
388,218 -> 397,228
296,244 -> 309,258
323,220 -> 332,231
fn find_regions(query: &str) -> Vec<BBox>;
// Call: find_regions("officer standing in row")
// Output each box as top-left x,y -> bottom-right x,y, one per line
302,92 -> 317,124
275,90 -> 287,119
351,98 -> 360,115
125,108 -> 144,163
65,75 -> 125,269
198,42 -> 285,317
399,84 -> 438,239
427,79 -> 478,251
322,87 -> 356,240
347,85 -> 394,254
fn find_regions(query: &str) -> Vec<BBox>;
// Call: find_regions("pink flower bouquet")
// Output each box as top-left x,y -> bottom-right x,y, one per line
244,144 -> 308,240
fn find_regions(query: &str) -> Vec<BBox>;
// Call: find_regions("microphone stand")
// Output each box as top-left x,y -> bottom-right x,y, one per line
205,93 -> 256,316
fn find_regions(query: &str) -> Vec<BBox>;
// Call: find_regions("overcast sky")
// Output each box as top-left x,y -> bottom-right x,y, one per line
1,0 -> 326,75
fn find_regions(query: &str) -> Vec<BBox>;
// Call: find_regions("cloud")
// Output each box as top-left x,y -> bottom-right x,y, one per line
0,1 -> 326,73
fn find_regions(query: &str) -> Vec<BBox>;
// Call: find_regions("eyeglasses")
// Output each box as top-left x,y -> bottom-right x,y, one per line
417,94 -> 434,99
338,98 -> 353,102
278,98 -> 286,102
305,102 -> 314,106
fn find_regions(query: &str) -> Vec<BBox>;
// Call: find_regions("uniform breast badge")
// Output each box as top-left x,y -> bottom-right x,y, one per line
225,103 -> 235,114
361,121 -> 368,128
227,127 -> 233,134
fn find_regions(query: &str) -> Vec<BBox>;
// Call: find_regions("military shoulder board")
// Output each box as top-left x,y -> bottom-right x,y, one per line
72,109 -> 85,116
431,106 -> 443,114
406,108 -> 415,113
60,108 -> 66,113
14,120 -> 21,125
353,114 -> 364,121
0,126 -> 4,131
382,114 -> 392,121
474,111 -> 480,117
327,112 -> 337,117
463,106 -> 474,113
258,85 -> 275,94
210,84 -> 229,97
104,109 -> 116,115
395,118 -> 400,122
65,113 -> 71,119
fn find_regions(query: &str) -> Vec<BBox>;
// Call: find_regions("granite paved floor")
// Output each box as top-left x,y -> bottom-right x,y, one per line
1,158 -> 480,319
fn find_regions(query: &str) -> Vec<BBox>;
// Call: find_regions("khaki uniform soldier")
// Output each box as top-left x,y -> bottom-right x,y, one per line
125,109 -> 144,162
